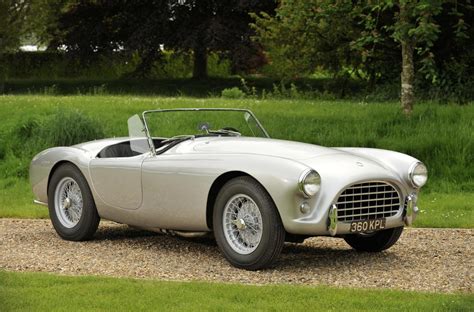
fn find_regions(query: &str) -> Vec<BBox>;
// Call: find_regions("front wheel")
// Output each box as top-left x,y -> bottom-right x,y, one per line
344,227 -> 404,252
213,176 -> 285,270
48,163 -> 100,241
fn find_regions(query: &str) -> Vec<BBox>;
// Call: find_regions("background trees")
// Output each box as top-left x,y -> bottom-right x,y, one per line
167,0 -> 275,78
0,1 -> 29,53
1,0 -> 472,111
253,0 -> 473,113
46,0 -> 276,79
0,0 -> 54,88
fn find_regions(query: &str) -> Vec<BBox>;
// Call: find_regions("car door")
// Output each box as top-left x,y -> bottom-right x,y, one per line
139,153 -> 217,231
89,155 -> 145,210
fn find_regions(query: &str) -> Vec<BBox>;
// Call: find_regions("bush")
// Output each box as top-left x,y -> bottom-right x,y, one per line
40,109 -> 105,147
2,109 -> 104,178
221,87 -> 245,99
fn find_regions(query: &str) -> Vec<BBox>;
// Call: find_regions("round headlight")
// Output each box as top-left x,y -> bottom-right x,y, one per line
409,162 -> 428,188
298,169 -> 321,197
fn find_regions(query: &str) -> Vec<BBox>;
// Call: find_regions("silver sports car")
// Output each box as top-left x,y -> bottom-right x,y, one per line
30,108 -> 427,270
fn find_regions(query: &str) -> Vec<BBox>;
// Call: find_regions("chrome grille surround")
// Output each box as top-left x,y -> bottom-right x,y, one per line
336,181 -> 402,222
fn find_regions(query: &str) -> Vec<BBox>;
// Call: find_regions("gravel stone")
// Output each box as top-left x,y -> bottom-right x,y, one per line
1,219 -> 472,293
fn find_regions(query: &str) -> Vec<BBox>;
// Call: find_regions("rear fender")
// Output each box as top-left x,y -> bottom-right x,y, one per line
30,147 -> 93,204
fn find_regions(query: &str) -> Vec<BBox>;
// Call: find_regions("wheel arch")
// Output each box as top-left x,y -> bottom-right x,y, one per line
47,160 -> 79,192
206,171 -> 281,230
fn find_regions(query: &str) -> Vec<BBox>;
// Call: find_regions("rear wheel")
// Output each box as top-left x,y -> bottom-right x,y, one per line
48,163 -> 100,241
213,176 -> 285,270
344,227 -> 403,252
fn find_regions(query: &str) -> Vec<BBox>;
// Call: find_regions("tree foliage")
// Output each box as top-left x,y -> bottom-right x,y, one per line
252,0 -> 472,111
46,0 -> 276,78
0,0 -> 54,84
253,1 -> 364,79
167,0 -> 275,78
0,1 -> 29,53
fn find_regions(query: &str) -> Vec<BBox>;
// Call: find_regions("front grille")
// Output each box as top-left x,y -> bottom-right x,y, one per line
336,182 -> 401,222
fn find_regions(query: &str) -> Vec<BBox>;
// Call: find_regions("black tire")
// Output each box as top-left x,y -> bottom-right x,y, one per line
213,176 -> 285,270
48,163 -> 100,241
344,227 -> 404,252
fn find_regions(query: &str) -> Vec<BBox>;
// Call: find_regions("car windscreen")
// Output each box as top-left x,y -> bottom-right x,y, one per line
142,109 -> 269,140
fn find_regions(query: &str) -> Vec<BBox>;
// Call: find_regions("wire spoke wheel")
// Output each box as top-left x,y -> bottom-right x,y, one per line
213,176 -> 285,270
223,194 -> 263,254
54,177 -> 83,228
48,164 -> 99,241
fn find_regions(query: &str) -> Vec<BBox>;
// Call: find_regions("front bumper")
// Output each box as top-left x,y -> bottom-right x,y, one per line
403,193 -> 419,226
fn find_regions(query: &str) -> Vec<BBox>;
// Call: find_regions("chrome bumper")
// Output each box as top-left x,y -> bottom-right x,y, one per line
403,193 -> 419,226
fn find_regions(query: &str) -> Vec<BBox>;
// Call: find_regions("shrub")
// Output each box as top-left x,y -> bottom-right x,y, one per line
240,78 -> 257,98
40,109 -> 105,147
221,87 -> 245,99
2,109 -> 105,178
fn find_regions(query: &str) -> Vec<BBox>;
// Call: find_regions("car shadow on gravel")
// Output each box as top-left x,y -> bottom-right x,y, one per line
93,226 -> 160,241
89,224 -> 403,271
93,224 -> 218,247
277,243 -> 403,270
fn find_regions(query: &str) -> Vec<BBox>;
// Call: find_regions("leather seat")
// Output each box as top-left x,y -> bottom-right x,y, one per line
98,142 -> 141,158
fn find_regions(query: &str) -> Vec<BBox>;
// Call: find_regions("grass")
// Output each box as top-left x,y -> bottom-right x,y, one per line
0,95 -> 472,228
416,192 -> 474,228
1,271 -> 472,312
0,179 -> 46,218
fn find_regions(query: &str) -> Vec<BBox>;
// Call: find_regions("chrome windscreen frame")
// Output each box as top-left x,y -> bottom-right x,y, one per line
140,108 -> 271,155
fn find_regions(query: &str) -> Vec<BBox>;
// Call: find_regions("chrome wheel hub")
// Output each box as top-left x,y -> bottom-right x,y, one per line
223,194 -> 263,254
63,197 -> 71,209
232,218 -> 247,230
54,177 -> 83,228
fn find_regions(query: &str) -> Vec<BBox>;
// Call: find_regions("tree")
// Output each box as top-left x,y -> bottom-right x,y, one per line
389,1 -> 443,114
47,0 -> 171,77
253,0 -> 468,114
167,0 -> 276,78
0,0 -> 52,88
0,0 -> 65,53
252,1 -> 364,80
0,1 -> 30,53
47,0 -> 276,79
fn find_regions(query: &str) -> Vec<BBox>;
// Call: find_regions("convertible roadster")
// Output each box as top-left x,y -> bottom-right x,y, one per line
30,108 -> 427,270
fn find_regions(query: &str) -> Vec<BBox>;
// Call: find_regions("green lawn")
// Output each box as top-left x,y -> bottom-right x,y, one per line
0,271 -> 472,312
0,95 -> 473,227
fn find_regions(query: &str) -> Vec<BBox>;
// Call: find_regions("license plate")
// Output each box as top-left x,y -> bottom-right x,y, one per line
350,218 -> 386,233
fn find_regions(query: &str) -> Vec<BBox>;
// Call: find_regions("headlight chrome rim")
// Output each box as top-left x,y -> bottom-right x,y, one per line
298,169 -> 321,197
409,162 -> 428,188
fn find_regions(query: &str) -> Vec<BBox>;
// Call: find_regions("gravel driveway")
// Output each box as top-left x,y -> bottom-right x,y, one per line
1,219 -> 472,293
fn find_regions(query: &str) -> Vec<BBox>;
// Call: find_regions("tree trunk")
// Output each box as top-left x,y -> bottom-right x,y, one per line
401,40 -> 415,115
400,3 -> 415,115
193,46 -> 208,79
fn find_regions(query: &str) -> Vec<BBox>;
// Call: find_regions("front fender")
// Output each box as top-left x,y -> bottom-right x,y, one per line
336,147 -> 421,186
